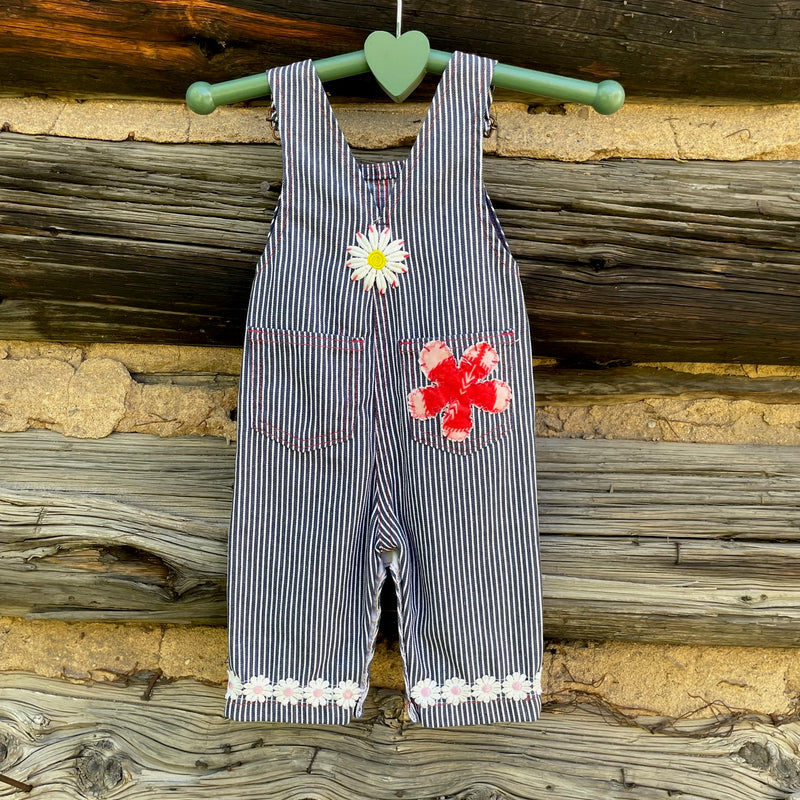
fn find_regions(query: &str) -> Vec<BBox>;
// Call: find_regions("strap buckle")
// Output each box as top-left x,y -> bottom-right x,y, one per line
268,105 -> 280,142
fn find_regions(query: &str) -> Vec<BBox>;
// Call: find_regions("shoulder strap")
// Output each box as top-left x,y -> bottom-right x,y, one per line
398,52 -> 497,213
266,59 -> 374,219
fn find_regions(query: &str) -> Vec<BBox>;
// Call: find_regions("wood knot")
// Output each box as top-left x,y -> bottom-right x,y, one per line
75,740 -> 126,798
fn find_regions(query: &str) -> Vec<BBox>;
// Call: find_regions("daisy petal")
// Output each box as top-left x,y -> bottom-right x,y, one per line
351,263 -> 373,280
345,226 -> 410,294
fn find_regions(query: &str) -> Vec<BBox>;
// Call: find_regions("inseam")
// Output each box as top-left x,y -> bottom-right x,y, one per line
356,556 -> 387,719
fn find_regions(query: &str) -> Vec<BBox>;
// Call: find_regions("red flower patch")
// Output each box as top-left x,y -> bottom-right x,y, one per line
407,341 -> 512,442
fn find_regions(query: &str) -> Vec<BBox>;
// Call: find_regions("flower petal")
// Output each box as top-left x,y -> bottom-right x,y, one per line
459,342 -> 500,383
363,270 -> 377,291
366,224 -> 381,249
467,379 -> 512,414
418,341 -> 456,381
348,244 -> 371,259
408,386 -> 448,420
351,263 -> 373,281
382,240 -> 406,257
441,400 -> 473,442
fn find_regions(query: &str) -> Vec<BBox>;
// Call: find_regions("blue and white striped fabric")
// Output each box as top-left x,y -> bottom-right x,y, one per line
225,52 -> 542,727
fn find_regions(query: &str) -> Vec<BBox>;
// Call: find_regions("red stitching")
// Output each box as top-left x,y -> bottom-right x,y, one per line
401,331 -> 516,453
418,694 -> 538,710
473,64 -> 519,277
385,52 -> 461,221
249,329 -> 364,352
478,189 -> 520,277
398,330 -> 515,352
413,420 -> 511,454
256,79 -> 291,276
306,70 -> 372,211
252,419 -> 353,448
247,329 -> 361,449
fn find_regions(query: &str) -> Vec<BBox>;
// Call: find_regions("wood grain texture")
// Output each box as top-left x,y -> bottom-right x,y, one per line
1,0 -> 799,102
4,430 -> 800,644
0,673 -> 798,799
2,134 -> 800,363
533,365 -> 800,405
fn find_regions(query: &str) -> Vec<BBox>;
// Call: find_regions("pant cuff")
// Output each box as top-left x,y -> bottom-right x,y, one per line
410,693 -> 542,727
225,698 -> 357,725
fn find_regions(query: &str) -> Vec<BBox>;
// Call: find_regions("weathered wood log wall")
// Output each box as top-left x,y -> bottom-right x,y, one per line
3,1 -> 800,797
3,134 -> 800,363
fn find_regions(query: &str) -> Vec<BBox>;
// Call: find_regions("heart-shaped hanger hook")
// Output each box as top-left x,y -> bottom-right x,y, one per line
364,30 -> 431,103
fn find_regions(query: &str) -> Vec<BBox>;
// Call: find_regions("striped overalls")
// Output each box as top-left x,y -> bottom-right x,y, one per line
225,52 -> 543,727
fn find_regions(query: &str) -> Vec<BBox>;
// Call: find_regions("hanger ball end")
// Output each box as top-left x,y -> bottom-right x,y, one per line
593,80 -> 625,115
186,82 -> 217,115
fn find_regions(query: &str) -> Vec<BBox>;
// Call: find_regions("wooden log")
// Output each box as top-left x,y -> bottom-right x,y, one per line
0,673 -> 798,799
2,0 -> 800,103
138,364 -> 800,404
533,365 -> 800,405
4,430 -> 800,644
2,134 -> 800,363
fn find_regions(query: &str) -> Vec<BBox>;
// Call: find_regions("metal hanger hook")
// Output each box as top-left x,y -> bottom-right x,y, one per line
396,0 -> 402,37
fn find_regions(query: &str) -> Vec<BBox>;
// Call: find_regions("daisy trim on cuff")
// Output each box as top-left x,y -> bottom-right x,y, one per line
440,677 -> 472,706
242,674 -> 273,703
303,679 -> 334,708
410,678 -> 442,708
407,671 -> 542,710
225,669 -> 243,701
502,672 -> 533,702
274,677 -> 302,706
472,675 -> 502,704
333,679 -> 362,710
228,672 -> 364,710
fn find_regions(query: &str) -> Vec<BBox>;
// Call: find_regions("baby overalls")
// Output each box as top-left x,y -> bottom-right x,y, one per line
225,52 -> 543,727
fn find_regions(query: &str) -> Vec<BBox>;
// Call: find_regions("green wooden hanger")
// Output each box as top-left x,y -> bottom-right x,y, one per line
186,2 -> 625,115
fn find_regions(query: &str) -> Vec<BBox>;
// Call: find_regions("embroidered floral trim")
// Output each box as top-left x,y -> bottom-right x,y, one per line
346,224 -> 410,294
410,672 -> 541,709
407,340 -> 512,442
226,670 -> 363,709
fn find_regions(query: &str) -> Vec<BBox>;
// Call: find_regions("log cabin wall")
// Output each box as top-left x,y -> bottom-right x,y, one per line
2,2 -> 800,797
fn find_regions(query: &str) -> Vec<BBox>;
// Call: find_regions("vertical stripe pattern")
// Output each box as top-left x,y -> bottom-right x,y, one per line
225,52 -> 542,727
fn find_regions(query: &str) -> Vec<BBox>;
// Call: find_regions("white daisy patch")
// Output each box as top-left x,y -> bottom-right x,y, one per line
274,677 -> 302,706
303,679 -> 333,708
243,674 -> 273,703
346,224 -> 409,294
502,672 -> 532,702
441,677 -> 471,706
471,675 -> 501,703
333,679 -> 362,710
410,678 -> 442,708
225,669 -> 243,701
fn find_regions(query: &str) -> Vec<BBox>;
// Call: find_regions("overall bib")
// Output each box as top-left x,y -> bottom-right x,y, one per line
225,52 -> 543,727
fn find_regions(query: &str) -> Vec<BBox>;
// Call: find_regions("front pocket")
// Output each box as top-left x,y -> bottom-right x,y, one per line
398,331 -> 516,455
248,328 -> 364,452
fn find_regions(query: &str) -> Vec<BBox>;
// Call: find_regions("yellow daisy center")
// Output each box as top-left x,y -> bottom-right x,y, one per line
367,250 -> 387,270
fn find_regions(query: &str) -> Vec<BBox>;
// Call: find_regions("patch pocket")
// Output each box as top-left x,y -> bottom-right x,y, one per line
248,328 -> 364,452
398,331 -> 516,455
